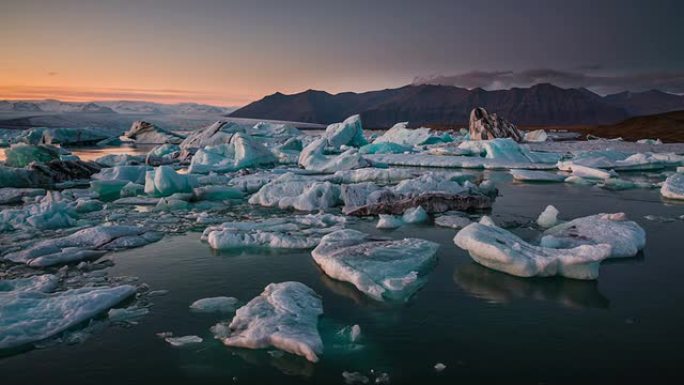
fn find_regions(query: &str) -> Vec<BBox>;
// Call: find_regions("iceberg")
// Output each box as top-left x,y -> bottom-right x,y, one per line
41,127 -> 111,146
0,285 -> 136,350
90,179 -> 129,201
0,191 -> 78,232
202,214 -> 346,249
144,166 -> 196,197
0,274 -> 58,293
468,107 -> 523,142
458,138 -> 558,163
434,213 -> 472,229
376,214 -> 403,229
540,213 -> 646,258
536,205 -> 559,228
661,173 -> 684,200
4,225 -> 163,267
3,143 -> 61,167
92,165 -> 150,184
0,188 -> 46,205
324,115 -> 367,148
180,121 -> 247,153
312,229 -> 439,301
221,282 -> 323,363
190,296 -> 239,313
402,206 -> 428,224
298,138 -> 371,173
372,122 -> 447,147
121,121 -> 185,144
524,129 -> 548,142
250,121 -> 302,138
248,173 -> 341,211
510,169 -> 565,183
188,133 -> 277,173
454,223 -> 611,279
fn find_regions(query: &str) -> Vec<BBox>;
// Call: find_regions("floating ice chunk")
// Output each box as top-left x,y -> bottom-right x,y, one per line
192,185 -> 243,201
222,282 -> 323,363
203,213 -> 346,249
402,206 -> 428,224
248,173 -> 341,211
359,142 -> 412,154
324,115 -> 367,148
478,215 -> 496,226
0,274 -> 58,293
144,166 -> 196,197
434,214 -> 472,229
189,296 -> 239,313
373,122 -> 447,147
0,188 -> 46,204
298,137 -> 370,173
329,168 -> 417,185
312,229 -> 439,301
108,306 -> 150,323
454,223 -> 611,279
536,205 -> 559,228
524,129 -> 548,142
0,191 -> 78,232
4,225 -> 162,267
120,182 -> 145,198
540,213 -> 646,258
188,133 -> 277,173
349,324 -> 361,343
376,214 -> 404,229
0,285 -> 136,350
250,121 -> 302,138
563,163 -> 615,180
661,173 -> 684,200
677,166 -> 684,173
165,335 -> 203,347
342,371 -> 369,384
510,169 -> 565,182
3,143 -> 60,167
92,165 -> 150,184
121,121 -> 185,144
95,154 -> 145,167
180,121 -> 247,153
90,179 -> 129,201
434,363 -> 447,372
458,138 -> 557,163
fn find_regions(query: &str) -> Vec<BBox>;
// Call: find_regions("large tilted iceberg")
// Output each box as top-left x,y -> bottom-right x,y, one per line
0,285 -> 136,350
312,229 -> 439,301
4,225 -> 162,267
248,173 -> 341,211
454,223 -> 612,279
202,214 -> 346,249
540,213 -> 646,258
661,173 -> 684,200
144,166 -> 196,197
372,122 -> 450,147
188,133 -> 277,173
121,121 -> 185,144
220,282 -> 323,363
324,114 -> 367,148
298,137 -> 370,173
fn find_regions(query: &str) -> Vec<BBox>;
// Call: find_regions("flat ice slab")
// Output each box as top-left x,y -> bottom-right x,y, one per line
0,285 -> 136,350
221,282 -> 323,363
312,229 -> 439,301
540,213 -> 646,258
454,223 -> 611,279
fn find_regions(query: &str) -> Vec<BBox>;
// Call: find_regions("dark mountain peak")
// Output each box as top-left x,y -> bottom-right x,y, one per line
229,83 -> 684,127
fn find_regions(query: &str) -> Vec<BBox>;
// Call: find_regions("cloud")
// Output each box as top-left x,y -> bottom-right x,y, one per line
413,69 -> 684,95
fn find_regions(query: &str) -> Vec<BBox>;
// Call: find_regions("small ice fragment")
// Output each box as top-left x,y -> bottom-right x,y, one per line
402,206 -> 428,224
479,215 -> 496,226
165,335 -> 203,347
342,371 -> 370,384
189,296 -> 239,313
434,362 -> 447,372
108,306 -> 149,323
350,324 -> 361,343
376,214 -> 403,229
536,205 -> 559,228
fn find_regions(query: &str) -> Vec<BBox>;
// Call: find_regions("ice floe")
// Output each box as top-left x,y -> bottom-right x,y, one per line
312,229 -> 439,301
202,214 -> 346,249
0,285 -> 136,350
454,223 -> 611,279
190,296 -> 238,313
220,282 -> 323,363
540,213 -> 646,258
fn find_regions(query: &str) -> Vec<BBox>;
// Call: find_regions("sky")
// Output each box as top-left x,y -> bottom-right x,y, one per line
1,0 -> 683,107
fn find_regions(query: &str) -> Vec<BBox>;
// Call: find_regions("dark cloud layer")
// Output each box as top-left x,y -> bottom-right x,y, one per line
414,69 -> 684,95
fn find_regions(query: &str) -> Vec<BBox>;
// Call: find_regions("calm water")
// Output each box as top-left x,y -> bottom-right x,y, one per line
2,170 -> 684,384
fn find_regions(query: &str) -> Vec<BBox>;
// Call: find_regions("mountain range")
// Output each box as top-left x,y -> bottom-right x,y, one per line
0,99 -> 234,115
228,83 -> 684,127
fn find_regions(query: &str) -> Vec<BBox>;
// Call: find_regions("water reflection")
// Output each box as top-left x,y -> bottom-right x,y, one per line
453,261 -> 610,309
232,348 -> 315,377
